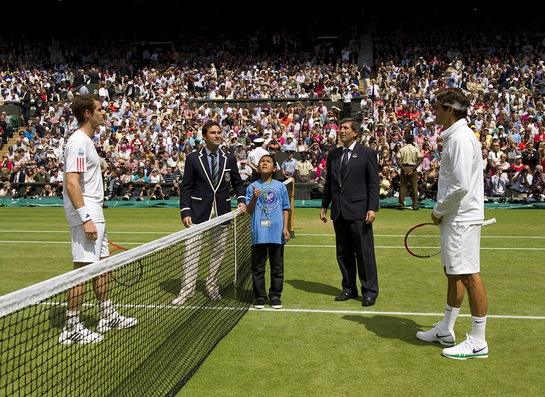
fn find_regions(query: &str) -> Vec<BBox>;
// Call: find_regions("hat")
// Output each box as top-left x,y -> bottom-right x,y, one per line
8,146 -> 13,151
254,138 -> 264,143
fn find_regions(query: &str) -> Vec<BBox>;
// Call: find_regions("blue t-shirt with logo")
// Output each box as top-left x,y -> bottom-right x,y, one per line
246,179 -> 290,245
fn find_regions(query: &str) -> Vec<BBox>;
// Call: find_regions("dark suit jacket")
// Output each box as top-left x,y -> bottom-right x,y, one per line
10,171 -> 26,183
321,142 -> 379,221
180,148 -> 246,224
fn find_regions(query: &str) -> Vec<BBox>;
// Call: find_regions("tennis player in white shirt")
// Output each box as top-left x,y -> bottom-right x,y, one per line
58,94 -> 137,345
416,88 -> 489,360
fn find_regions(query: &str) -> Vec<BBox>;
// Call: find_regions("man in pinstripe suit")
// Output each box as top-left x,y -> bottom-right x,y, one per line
172,120 -> 247,305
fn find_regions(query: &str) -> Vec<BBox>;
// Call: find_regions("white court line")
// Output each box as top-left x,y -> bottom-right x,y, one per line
3,231 -> 544,239
297,233 -> 545,239
285,245 -> 545,251
2,241 -> 545,251
0,230 -> 172,234
39,302 -> 545,320
246,308 -> 545,320
0,241 -> 140,245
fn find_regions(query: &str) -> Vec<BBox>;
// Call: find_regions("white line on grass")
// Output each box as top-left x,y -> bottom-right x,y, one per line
0,230 -> 172,234
286,244 -> 545,251
3,231 -> 544,239
38,302 -> 545,320
297,233 -> 545,239
247,308 -> 545,320
2,241 -> 545,251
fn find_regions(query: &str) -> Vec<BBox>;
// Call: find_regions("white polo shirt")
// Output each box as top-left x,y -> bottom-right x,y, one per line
433,118 -> 484,224
63,129 -> 105,227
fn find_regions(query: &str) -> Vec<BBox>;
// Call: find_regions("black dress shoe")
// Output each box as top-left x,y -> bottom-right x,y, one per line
362,297 -> 376,306
335,291 -> 357,301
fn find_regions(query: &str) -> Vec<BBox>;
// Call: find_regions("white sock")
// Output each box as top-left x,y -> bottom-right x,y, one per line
66,310 -> 80,329
439,304 -> 460,333
99,299 -> 115,319
471,316 -> 487,344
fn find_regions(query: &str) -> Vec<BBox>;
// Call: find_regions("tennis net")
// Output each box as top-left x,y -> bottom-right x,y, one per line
0,209 -> 252,396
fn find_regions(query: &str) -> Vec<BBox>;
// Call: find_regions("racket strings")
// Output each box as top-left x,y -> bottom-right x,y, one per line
405,224 -> 441,257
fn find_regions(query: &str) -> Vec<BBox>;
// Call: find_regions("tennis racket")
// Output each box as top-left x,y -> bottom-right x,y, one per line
108,240 -> 144,286
404,218 -> 497,258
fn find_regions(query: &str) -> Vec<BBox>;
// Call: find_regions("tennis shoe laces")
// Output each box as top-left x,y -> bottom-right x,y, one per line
58,322 -> 103,345
97,313 -> 137,333
442,334 -> 488,360
416,322 -> 455,346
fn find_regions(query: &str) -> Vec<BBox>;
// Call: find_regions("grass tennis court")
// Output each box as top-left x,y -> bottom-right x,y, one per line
1,206 -> 544,396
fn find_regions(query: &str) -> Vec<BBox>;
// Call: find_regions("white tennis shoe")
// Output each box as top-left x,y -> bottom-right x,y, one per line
58,322 -> 103,345
442,334 -> 488,360
416,323 -> 455,346
97,313 -> 137,333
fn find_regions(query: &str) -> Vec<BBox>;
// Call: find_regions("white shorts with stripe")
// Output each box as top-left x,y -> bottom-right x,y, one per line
70,222 -> 109,263
439,222 -> 481,275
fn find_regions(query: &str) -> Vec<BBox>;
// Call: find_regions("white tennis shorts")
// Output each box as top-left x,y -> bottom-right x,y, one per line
70,222 -> 109,263
439,222 -> 481,275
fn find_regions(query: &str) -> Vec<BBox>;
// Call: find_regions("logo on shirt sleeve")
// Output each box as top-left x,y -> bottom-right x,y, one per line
77,148 -> 85,172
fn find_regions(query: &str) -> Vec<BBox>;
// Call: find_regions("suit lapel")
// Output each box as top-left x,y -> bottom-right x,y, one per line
198,149 -> 214,189
198,148 -> 226,192
218,150 -> 227,184
343,143 -> 362,180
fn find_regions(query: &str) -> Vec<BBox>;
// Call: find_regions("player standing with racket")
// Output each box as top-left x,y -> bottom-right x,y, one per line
416,88 -> 489,360
59,94 -> 137,345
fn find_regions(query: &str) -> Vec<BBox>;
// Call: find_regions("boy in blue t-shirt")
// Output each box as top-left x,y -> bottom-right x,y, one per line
246,154 -> 291,309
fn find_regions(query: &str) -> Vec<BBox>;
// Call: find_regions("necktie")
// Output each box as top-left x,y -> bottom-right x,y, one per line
341,148 -> 350,181
210,152 -> 219,186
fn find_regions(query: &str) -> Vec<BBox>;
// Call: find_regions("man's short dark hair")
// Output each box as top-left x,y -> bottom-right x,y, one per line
434,88 -> 470,120
339,117 -> 362,133
202,120 -> 221,137
71,94 -> 99,124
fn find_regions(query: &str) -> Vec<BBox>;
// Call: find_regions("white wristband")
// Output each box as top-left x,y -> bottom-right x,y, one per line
76,206 -> 92,223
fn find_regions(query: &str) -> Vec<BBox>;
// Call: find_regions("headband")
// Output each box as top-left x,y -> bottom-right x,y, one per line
436,101 -> 467,111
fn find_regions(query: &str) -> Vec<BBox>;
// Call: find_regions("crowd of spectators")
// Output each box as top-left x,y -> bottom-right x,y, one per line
1,12 -> 545,202
364,14 -> 545,203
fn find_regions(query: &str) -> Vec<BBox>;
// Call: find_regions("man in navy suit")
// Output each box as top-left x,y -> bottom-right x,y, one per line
172,120 -> 247,305
320,118 -> 380,306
